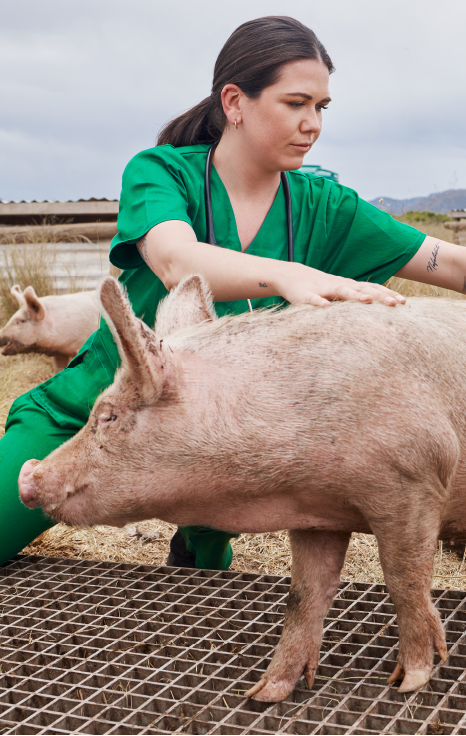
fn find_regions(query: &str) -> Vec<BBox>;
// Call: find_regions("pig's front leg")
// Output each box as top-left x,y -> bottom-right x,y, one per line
246,529 -> 351,702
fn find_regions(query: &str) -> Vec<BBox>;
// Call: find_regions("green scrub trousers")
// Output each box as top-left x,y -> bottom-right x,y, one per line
0,267 -> 237,570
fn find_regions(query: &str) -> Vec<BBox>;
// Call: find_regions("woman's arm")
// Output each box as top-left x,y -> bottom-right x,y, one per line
396,235 -> 466,293
137,220 -> 406,307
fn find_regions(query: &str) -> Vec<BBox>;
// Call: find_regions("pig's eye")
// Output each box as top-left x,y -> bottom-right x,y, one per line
15,318 -> 26,324
97,412 -> 118,428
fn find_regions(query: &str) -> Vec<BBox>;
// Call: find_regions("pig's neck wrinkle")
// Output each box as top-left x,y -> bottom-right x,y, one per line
6,341 -> 70,359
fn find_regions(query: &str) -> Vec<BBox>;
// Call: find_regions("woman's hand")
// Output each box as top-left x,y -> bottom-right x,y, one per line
276,262 -> 406,307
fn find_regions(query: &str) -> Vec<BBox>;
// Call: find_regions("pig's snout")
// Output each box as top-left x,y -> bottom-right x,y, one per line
0,334 -> 10,347
19,459 -> 43,508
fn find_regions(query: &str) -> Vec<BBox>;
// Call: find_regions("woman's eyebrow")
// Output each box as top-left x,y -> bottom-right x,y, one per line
285,92 -> 332,103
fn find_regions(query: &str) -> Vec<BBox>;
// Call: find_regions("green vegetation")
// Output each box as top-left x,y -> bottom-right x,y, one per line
395,210 -> 450,224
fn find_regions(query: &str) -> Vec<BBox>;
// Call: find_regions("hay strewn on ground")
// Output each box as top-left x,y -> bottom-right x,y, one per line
0,353 -> 54,434
22,517 -> 466,590
6,217 -> 466,590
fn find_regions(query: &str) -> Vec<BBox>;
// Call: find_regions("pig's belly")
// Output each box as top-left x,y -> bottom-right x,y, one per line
171,496 -> 372,535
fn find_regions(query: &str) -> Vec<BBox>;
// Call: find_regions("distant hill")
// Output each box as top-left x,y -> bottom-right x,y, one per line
369,189 -> 466,215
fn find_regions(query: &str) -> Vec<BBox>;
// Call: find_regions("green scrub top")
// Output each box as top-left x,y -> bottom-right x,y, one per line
29,143 -> 426,428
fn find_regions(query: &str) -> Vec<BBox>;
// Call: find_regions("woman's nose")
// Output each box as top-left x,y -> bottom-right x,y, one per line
301,108 -> 321,134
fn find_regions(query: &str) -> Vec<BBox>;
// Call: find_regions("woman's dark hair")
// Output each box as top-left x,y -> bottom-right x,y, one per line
157,16 -> 334,147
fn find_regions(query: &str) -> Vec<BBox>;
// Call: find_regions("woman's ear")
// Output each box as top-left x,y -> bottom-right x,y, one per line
221,83 -> 243,127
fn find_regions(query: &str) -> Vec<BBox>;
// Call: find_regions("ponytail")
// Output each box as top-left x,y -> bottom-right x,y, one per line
157,16 -> 334,148
157,96 -> 222,147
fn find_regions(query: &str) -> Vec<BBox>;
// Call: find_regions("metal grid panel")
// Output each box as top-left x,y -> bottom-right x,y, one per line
1,555 -> 466,735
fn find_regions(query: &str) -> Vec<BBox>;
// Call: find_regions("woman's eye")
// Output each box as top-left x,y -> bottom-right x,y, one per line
288,102 -> 305,108
316,105 -> 328,111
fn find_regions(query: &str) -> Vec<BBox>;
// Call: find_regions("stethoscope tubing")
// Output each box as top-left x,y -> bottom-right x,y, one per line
204,142 -> 294,311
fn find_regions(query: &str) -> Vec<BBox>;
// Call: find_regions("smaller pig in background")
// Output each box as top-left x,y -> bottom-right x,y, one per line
0,285 -> 100,373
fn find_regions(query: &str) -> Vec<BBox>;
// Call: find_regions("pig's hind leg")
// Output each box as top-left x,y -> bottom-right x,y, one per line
246,529 -> 351,703
370,481 -> 448,694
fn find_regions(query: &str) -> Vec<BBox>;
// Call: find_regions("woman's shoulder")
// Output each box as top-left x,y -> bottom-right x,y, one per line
288,168 -> 357,206
123,144 -> 210,179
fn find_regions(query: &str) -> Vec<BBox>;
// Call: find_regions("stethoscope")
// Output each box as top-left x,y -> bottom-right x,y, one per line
204,142 -> 294,312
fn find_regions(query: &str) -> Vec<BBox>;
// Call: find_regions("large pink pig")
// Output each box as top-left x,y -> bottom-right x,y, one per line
19,275 -> 466,701
0,285 -> 100,372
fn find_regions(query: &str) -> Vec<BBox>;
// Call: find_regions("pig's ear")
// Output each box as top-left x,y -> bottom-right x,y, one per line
155,274 -> 217,338
11,285 -> 26,308
100,277 -> 163,403
23,286 -> 46,321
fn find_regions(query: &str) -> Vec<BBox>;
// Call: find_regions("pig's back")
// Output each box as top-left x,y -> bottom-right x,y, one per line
167,297 -> 466,435
170,296 -> 466,377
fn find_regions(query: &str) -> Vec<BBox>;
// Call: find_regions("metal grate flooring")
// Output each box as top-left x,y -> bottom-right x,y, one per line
1,556 -> 466,735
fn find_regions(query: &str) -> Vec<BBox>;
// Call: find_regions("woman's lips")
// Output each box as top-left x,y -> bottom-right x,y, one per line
291,143 -> 312,152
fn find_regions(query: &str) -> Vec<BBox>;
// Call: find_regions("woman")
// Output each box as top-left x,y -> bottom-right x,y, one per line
2,16 -> 465,569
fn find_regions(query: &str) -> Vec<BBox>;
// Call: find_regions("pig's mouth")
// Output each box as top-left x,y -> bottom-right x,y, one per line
44,484 -> 89,516
19,460 -> 128,529
2,339 -> 23,355
50,493 -> 128,529
38,484 -> 90,519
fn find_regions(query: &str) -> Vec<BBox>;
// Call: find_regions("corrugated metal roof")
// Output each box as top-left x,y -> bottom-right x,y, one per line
0,198 -> 118,204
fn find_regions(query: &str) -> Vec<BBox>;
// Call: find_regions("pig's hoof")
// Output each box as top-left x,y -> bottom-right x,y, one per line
399,669 -> 430,693
387,663 -> 430,693
245,677 -> 294,703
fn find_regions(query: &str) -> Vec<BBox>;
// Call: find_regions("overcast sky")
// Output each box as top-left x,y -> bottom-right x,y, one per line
2,0 -> 466,203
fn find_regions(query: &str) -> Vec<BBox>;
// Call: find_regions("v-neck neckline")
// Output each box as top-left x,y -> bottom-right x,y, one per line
211,164 -> 284,254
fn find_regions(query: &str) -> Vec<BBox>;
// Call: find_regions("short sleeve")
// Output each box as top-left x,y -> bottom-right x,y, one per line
110,146 -> 194,269
308,179 -> 426,284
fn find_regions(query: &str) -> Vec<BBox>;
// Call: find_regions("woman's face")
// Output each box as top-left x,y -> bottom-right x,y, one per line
230,59 -> 331,173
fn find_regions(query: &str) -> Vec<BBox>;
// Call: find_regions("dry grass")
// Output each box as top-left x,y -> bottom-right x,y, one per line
7,219 -> 466,590
0,353 -> 54,434
21,522 -> 466,592
397,218 -> 454,244
0,228 -> 95,321
384,216 -> 464,300
385,276 -> 465,299
0,243 -> 57,320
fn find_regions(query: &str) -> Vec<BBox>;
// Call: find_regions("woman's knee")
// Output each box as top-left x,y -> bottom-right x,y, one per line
0,395 -> 76,566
